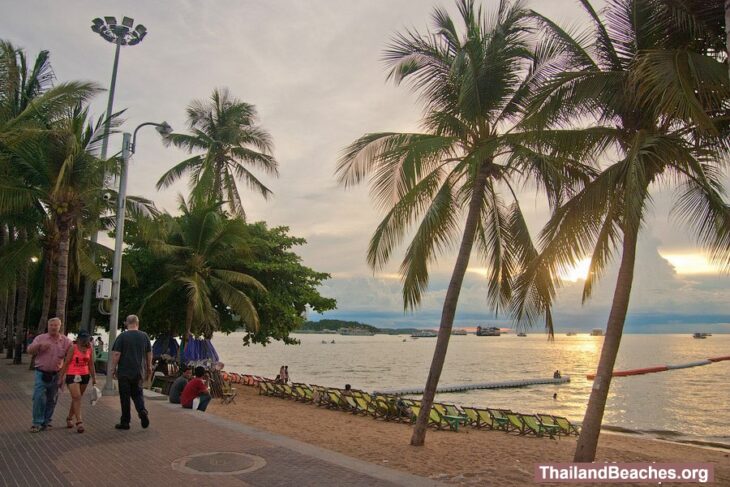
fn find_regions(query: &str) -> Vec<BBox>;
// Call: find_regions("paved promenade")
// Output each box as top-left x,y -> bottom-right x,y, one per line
0,358 -> 440,487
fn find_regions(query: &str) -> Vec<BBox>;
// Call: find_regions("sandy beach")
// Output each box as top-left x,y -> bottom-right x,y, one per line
207,385 -> 730,485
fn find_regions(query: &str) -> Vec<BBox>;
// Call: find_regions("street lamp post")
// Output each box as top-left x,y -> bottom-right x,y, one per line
103,121 -> 172,396
81,16 -> 148,333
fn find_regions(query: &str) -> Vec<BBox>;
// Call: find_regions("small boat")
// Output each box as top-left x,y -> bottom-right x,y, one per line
476,326 -> 501,336
566,332 -> 577,336
451,329 -> 468,336
517,332 -> 527,337
692,333 -> 708,339
590,329 -> 604,336
411,330 -> 438,338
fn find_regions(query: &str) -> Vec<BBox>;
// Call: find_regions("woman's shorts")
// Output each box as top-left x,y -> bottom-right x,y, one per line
65,374 -> 90,385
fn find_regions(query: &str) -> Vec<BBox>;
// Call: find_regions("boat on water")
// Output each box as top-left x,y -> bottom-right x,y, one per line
517,332 -> 527,337
476,326 -> 501,336
411,330 -> 438,338
692,332 -> 710,339
338,327 -> 375,336
451,329 -> 468,336
566,332 -> 577,336
590,329 -> 604,336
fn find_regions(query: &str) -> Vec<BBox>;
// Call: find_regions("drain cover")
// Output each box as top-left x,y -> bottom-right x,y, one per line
172,452 -> 266,476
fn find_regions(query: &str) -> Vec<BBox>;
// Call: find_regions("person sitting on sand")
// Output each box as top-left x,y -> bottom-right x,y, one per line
169,367 -> 192,404
180,366 -> 211,412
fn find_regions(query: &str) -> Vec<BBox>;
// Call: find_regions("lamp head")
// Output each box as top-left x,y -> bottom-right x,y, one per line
156,122 -> 173,137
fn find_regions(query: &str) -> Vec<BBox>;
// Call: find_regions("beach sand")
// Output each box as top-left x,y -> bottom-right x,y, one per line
208,386 -> 730,485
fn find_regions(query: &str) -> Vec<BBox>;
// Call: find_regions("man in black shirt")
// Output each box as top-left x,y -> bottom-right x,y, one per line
111,315 -> 152,430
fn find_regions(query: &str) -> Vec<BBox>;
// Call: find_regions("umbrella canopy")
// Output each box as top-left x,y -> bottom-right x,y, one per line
152,335 -> 180,359
183,338 -> 219,363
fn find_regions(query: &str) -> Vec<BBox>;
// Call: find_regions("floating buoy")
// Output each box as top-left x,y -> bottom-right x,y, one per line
587,355 -> 730,380
374,376 -> 570,395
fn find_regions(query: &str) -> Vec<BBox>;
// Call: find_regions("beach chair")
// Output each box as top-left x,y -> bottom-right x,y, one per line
522,415 -> 560,439
373,395 -> 397,420
351,392 -> 377,417
461,406 -> 480,427
552,416 -> 580,436
258,381 -> 275,396
504,412 -> 529,434
294,384 -> 314,402
476,408 -> 499,429
327,390 -> 351,410
220,381 -> 237,405
434,403 -> 468,431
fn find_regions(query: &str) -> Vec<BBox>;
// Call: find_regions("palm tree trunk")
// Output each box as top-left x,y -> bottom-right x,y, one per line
55,224 -> 71,326
574,224 -> 639,462
725,0 -> 729,80
0,225 -> 7,354
37,249 -> 55,333
5,279 -> 17,360
182,301 -> 194,368
4,227 -> 16,360
13,229 -> 29,364
410,164 -> 490,446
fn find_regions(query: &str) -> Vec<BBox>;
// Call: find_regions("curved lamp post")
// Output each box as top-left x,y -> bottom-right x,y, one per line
104,121 -> 172,395
81,16 -> 148,332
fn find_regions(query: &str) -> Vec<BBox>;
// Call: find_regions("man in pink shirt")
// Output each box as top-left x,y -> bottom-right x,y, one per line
27,317 -> 72,432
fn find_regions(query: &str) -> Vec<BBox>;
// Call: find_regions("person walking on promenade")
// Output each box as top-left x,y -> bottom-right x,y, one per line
27,317 -> 72,433
60,330 -> 96,433
110,315 -> 152,430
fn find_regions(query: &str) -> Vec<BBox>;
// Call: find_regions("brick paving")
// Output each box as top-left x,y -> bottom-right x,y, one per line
0,359 -> 440,487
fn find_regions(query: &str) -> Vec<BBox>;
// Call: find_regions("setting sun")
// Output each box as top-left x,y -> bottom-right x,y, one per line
559,258 -> 592,282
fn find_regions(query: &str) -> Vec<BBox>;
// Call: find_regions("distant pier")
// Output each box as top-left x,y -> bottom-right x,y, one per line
374,376 -> 570,395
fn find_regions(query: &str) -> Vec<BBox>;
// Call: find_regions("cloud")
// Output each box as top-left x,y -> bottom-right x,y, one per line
5,0 -> 728,333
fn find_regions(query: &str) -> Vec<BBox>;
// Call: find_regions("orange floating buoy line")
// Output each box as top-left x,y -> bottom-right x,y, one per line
219,371 -> 270,386
586,355 -> 730,380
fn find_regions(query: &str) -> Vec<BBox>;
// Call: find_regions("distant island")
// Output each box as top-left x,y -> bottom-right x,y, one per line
297,319 -> 423,335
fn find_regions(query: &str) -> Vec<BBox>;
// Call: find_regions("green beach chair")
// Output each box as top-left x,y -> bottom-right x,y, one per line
522,415 -> 560,439
504,412 -> 529,434
461,406 -> 480,427
552,415 -> 580,436
477,408 -> 498,429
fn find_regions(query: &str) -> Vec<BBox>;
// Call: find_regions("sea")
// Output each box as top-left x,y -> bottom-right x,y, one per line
206,332 -> 730,447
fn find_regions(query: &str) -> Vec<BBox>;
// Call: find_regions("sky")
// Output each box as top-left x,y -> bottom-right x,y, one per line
3,0 -> 729,333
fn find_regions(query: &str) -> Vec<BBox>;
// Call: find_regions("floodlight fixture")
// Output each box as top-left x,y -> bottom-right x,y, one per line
90,16 -> 148,46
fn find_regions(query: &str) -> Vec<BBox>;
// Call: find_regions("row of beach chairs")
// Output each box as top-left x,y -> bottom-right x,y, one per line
257,380 -> 579,439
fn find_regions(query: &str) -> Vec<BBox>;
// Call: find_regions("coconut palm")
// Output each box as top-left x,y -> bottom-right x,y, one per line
0,40 -> 99,339
156,88 -> 278,218
337,0 -> 595,446
512,0 -> 729,462
141,199 -> 265,341
0,106 -> 113,325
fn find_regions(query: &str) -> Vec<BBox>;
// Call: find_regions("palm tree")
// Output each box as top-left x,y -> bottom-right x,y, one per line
512,0 -> 729,462
156,88 -> 279,218
141,199 -> 265,342
0,40 -> 99,334
337,0 -> 594,446
0,106 -> 112,325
